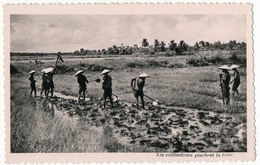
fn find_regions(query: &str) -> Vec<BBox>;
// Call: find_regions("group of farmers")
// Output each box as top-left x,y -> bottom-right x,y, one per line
28,64 -> 241,109
28,67 -> 150,109
219,64 -> 241,106
28,67 -> 55,98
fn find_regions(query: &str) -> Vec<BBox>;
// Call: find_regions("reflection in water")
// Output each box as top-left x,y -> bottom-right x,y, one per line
36,98 -> 79,123
41,99 -> 55,118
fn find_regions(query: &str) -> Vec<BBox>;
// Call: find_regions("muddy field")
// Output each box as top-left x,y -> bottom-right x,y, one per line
10,55 -> 247,152
36,91 -> 247,152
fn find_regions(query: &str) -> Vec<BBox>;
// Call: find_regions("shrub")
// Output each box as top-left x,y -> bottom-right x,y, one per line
79,63 -> 86,67
146,60 -> 164,67
229,53 -> 246,64
207,55 -> 224,64
149,49 -> 156,55
165,50 -> 176,57
56,65 -> 74,74
125,61 -> 146,68
186,57 -> 209,67
167,63 -> 186,68
10,64 -> 19,74
87,64 -> 111,71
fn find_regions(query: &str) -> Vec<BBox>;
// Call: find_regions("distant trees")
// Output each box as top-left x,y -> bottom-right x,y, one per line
11,39 -> 246,57
175,40 -> 188,55
154,39 -> 160,52
169,40 -> 177,51
142,38 -> 149,47
160,41 -> 166,52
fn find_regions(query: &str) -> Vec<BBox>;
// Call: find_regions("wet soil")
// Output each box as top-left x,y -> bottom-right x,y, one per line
35,93 -> 247,152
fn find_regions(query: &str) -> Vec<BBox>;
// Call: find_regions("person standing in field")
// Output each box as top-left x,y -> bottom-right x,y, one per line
40,69 -> 48,97
131,73 -> 150,109
45,67 -> 55,98
230,64 -> 241,97
101,69 -> 113,108
219,65 -> 231,106
28,70 -> 37,97
75,70 -> 89,103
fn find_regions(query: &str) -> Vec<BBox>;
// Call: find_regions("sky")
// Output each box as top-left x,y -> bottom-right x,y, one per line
10,15 -> 246,53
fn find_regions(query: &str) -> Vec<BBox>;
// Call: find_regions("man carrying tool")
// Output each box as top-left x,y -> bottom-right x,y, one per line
75,70 -> 89,103
131,73 -> 149,109
28,70 -> 37,97
101,69 -> 113,108
219,65 -> 231,106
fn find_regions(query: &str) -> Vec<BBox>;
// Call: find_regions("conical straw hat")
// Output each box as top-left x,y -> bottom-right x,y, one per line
29,70 -> 36,74
218,65 -> 230,70
101,69 -> 111,75
230,64 -> 239,69
75,70 -> 84,76
139,73 -> 150,78
44,67 -> 54,73
41,68 -> 46,73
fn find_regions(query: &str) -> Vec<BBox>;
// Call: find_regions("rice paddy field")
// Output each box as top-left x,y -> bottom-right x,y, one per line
10,52 -> 248,153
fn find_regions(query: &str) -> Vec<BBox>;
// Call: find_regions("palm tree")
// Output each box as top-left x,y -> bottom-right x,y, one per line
169,40 -> 177,51
160,41 -> 166,52
142,38 -> 149,47
154,39 -> 160,52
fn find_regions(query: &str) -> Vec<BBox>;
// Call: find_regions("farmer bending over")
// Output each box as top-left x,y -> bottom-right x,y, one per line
131,73 -> 149,109
101,69 -> 113,108
28,70 -> 37,97
76,70 -> 89,103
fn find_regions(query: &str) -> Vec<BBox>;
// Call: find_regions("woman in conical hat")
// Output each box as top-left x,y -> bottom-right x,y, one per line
28,70 -> 37,97
230,64 -> 240,97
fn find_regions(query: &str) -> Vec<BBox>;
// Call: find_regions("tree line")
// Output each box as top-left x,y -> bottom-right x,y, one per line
11,39 -> 246,56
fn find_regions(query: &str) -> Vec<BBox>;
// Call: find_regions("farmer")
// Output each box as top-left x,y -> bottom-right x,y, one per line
28,70 -> 37,97
40,68 -> 48,96
75,70 -> 89,103
45,67 -> 55,98
219,65 -> 231,106
101,69 -> 113,108
131,73 -> 150,109
230,64 -> 241,97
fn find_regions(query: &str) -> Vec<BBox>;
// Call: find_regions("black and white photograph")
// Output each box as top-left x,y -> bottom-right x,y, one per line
5,3 -> 254,162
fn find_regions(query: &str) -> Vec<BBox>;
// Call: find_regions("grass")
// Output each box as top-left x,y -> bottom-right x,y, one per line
11,79 -> 135,152
11,83 -> 102,152
11,56 -> 247,112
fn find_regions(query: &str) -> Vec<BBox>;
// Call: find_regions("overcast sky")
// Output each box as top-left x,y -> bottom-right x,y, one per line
10,15 -> 246,53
